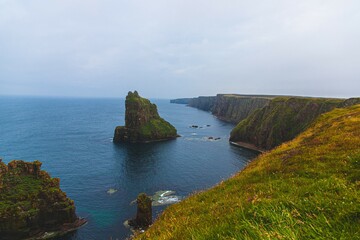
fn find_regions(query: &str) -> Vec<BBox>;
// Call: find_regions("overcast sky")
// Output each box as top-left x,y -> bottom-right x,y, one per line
0,0 -> 359,98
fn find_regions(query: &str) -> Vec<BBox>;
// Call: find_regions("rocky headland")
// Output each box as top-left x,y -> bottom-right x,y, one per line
0,160 -> 85,240
134,104 -> 360,239
173,94 -> 360,151
114,91 -> 178,143
173,94 -> 277,123
169,98 -> 191,104
230,97 -> 360,151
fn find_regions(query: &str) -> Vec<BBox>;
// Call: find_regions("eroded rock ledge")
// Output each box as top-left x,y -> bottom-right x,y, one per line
0,160 -> 85,240
114,91 -> 178,143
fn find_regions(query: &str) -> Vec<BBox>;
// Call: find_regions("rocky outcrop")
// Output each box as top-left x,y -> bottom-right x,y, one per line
113,91 -> 178,143
339,97 -> 360,107
128,193 -> 152,229
229,97 -> 350,151
0,160 -> 85,240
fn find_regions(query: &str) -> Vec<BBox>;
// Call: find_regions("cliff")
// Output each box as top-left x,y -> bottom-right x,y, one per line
113,91 -> 178,143
0,160 -> 85,240
135,104 -> 360,239
188,96 -> 216,111
230,97 -> 360,151
211,94 -> 273,123
170,98 -> 191,104
185,94 -> 277,123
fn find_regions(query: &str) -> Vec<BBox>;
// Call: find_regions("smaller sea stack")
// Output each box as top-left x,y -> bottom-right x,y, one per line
113,91 -> 178,143
128,193 -> 152,229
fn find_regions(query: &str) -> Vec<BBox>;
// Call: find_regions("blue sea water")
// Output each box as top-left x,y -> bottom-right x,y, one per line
0,96 -> 257,240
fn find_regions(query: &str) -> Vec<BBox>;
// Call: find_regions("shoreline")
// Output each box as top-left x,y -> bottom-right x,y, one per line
229,141 -> 265,153
26,218 -> 88,240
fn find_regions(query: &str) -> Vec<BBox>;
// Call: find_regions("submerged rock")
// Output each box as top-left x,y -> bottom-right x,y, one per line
130,190 -> 182,207
0,160 -> 86,240
151,190 -> 181,206
128,193 -> 152,229
107,188 -> 118,195
113,91 -> 178,143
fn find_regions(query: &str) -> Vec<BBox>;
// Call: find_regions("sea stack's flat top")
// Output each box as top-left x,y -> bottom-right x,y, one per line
113,91 -> 178,143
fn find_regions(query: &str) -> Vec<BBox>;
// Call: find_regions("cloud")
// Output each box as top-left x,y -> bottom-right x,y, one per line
0,0 -> 359,98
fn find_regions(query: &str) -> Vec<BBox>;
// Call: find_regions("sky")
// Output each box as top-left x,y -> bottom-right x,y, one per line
0,0 -> 359,99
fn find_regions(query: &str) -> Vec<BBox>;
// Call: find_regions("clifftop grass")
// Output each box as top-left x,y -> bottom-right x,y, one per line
135,104 -> 360,239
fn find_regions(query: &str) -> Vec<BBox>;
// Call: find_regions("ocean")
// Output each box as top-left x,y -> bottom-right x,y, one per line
0,96 -> 257,239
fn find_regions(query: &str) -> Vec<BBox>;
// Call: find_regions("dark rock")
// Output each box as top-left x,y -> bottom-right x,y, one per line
214,137 -> 221,140
208,137 -> 214,140
113,91 -> 178,143
339,97 -> 360,107
190,125 -> 199,128
128,193 -> 152,229
0,160 -> 85,240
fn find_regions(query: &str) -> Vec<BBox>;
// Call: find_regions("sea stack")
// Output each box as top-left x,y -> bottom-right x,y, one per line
128,193 -> 152,229
113,91 -> 178,143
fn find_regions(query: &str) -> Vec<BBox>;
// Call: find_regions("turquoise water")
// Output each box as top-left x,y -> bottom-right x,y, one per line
0,96 -> 257,239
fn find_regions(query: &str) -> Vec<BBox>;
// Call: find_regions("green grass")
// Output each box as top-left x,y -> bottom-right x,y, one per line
119,90 -> 177,141
0,161 -> 75,221
139,118 -> 177,139
230,97 -> 344,150
135,105 -> 360,239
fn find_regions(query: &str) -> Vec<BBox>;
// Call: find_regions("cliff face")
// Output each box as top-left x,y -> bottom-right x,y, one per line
114,91 -> 178,143
0,160 -> 83,240
170,98 -> 191,104
211,94 -> 272,123
229,97 -> 349,150
188,96 -> 216,111
185,94 -> 274,123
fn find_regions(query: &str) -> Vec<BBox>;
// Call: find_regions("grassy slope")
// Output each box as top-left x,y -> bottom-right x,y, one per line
230,97 -> 343,150
136,105 -> 360,239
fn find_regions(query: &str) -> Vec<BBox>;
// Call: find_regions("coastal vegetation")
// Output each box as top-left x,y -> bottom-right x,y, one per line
0,160 -> 84,240
230,97 -> 345,150
175,94 -> 359,151
135,104 -> 360,239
